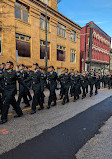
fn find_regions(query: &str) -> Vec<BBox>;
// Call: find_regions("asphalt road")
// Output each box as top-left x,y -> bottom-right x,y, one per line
0,89 -> 112,159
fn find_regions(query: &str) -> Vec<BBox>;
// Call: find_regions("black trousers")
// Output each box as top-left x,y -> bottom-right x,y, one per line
62,85 -> 69,103
86,85 -> 88,93
82,86 -> 86,98
48,87 -> 57,106
32,89 -> 43,111
17,89 -> 30,107
95,83 -> 98,94
90,84 -> 94,96
1,92 -> 23,120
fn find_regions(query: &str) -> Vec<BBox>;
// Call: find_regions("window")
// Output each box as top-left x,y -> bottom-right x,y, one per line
0,37 -> 2,55
40,40 -> 50,59
16,33 -> 30,57
71,31 -> 76,41
70,49 -> 76,63
57,45 -> 65,61
87,50 -> 89,58
15,1 -> 29,22
40,0 -> 49,5
88,36 -> 90,45
57,23 -> 66,37
40,14 -> 49,31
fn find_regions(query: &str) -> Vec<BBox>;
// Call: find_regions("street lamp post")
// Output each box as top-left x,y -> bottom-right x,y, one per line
45,4 -> 48,73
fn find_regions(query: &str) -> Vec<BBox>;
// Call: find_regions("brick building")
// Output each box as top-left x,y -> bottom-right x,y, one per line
0,0 -> 81,73
110,49 -> 112,73
80,21 -> 111,73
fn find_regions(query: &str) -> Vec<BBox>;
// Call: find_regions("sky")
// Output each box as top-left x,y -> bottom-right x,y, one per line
58,0 -> 112,47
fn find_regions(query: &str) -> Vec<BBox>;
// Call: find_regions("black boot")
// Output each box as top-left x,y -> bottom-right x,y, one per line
14,113 -> 23,118
47,105 -> 50,109
38,107 -> 44,111
0,119 -> 7,124
52,102 -> 57,106
30,110 -> 36,115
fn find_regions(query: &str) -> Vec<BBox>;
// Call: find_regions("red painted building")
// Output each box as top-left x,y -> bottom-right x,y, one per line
80,21 -> 111,73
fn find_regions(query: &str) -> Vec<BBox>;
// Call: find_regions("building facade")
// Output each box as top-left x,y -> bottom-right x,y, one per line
80,21 -> 111,73
0,0 -> 81,73
110,49 -> 112,73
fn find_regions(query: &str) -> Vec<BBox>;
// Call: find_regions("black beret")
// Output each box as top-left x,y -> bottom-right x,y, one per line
33,63 -> 38,66
1,63 -> 5,65
19,64 -> 25,67
6,61 -> 13,66
49,66 -> 54,69
25,66 -> 28,69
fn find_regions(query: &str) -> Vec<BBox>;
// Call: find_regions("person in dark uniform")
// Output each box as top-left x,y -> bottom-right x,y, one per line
85,71 -> 89,94
0,63 -> 6,114
59,68 -> 71,105
108,73 -> 112,89
69,69 -> 74,97
94,73 -> 100,95
24,66 -> 32,102
39,67 -> 46,104
17,64 -> 30,108
0,61 -> 23,124
59,70 -> 65,100
81,72 -> 87,99
88,72 -> 95,97
30,63 -> 44,114
46,66 -> 58,109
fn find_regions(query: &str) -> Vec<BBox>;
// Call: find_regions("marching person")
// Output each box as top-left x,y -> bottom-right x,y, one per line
17,64 -> 30,108
30,63 -> 44,114
0,61 -> 23,124
59,68 -> 71,105
39,67 -> 46,104
46,66 -> 58,109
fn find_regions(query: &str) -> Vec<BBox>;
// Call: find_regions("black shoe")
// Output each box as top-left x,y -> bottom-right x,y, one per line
90,94 -> 93,97
95,92 -> 98,95
30,110 -> 36,114
38,107 -> 44,111
82,96 -> 84,99
14,113 -> 23,118
73,99 -> 76,102
77,96 -> 79,100
51,103 -> 57,106
62,101 -> 65,105
47,105 -> 50,109
24,105 -> 30,108
0,119 -> 7,124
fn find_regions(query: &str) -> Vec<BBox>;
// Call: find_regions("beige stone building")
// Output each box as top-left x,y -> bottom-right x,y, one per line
0,0 -> 81,73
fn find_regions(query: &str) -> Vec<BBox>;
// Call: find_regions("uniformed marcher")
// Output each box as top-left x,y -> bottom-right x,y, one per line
80,72 -> 88,99
88,71 -> 95,97
0,63 -> 6,114
17,64 -> 30,108
39,67 -> 46,104
59,68 -> 71,105
30,63 -> 44,114
0,61 -> 23,124
46,66 -> 58,109
94,73 -> 100,95
24,66 -> 32,101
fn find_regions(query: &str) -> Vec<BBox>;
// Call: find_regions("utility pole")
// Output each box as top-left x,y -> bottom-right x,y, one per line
45,4 -> 48,73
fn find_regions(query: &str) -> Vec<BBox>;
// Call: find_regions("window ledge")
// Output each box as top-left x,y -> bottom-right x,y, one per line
40,28 -> 51,33
57,34 -> 66,39
15,18 -> 31,26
